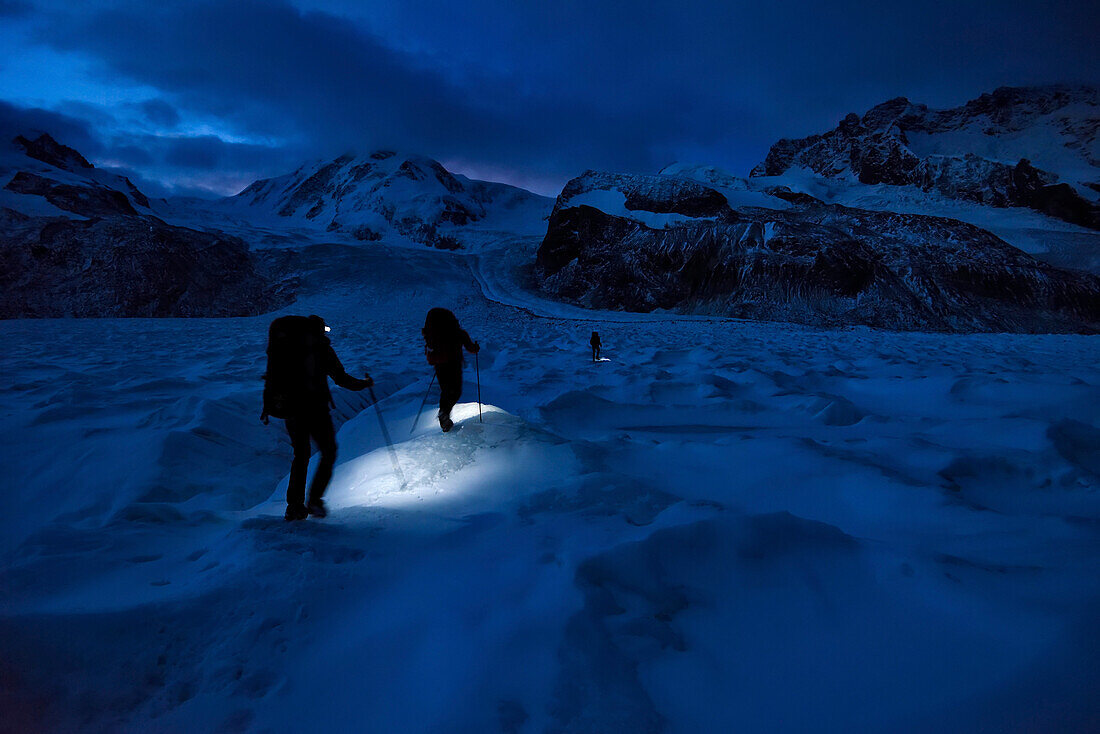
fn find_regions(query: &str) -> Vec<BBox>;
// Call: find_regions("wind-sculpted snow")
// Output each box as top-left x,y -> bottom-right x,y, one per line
536,171 -> 1100,333
751,85 -> 1100,230
3,236 -> 1100,732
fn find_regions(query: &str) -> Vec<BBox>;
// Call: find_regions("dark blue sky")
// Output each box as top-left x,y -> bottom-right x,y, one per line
2,0 -> 1097,197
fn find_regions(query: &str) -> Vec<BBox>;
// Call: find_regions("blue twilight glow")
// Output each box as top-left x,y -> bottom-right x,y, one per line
1,0 -> 1097,197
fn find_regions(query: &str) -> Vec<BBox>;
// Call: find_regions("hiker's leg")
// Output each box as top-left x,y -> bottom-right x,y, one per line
437,364 -> 462,420
285,415 -> 311,507
307,411 -> 337,503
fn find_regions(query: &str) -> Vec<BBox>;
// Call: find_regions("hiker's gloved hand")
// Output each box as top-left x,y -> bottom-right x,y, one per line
362,374 -> 374,388
469,342 -> 481,354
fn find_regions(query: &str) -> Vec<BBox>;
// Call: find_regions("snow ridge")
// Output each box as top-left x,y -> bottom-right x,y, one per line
751,85 -> 1100,230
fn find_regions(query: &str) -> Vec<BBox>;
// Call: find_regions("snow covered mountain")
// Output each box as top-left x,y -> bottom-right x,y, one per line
0,132 -> 289,317
535,170 -> 1100,332
750,86 -> 1100,230
213,150 -> 550,249
0,132 -> 156,219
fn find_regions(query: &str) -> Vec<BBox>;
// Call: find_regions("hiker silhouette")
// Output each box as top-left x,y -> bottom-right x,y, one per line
590,330 -> 602,362
261,315 -> 373,521
422,308 -> 479,432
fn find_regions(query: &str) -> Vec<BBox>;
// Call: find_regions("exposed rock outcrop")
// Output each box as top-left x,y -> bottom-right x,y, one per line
5,171 -> 139,218
1,134 -> 291,318
751,86 -> 1100,229
536,171 -> 1100,333
13,133 -> 93,172
0,214 -> 289,318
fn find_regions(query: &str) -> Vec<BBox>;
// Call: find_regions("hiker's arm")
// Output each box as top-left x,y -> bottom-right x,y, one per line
462,330 -> 480,353
327,347 -> 373,390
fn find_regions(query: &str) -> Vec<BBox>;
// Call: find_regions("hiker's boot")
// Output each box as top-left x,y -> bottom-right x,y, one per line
306,498 -> 327,518
284,503 -> 308,522
438,413 -> 454,433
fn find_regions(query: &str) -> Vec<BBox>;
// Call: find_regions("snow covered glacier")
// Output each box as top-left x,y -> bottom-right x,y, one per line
3,88 -> 1100,732
4,238 -> 1099,732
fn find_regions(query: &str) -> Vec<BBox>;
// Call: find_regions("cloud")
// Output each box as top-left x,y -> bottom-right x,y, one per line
100,132 -> 297,196
1,97 -> 295,197
17,0 -> 1100,195
0,0 -> 31,18
104,142 -> 153,167
0,99 -> 100,153
138,98 -> 180,129
31,0 -> 762,185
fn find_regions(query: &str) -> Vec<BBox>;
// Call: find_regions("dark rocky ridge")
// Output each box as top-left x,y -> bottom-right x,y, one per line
536,171 -> 1100,333
13,133 -> 94,172
1,134 -> 292,318
6,171 -> 140,218
751,86 -> 1100,230
0,212 -> 291,318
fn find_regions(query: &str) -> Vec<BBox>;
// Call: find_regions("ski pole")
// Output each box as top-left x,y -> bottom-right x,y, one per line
410,372 -> 436,434
369,386 -> 407,489
475,351 -> 483,423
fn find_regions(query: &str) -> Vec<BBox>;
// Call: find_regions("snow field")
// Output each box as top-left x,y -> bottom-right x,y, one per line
1,236 -> 1099,732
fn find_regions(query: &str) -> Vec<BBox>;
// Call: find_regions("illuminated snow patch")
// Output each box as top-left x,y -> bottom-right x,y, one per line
326,403 -> 570,511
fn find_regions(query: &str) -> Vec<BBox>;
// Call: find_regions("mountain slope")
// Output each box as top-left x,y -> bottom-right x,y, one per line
750,86 -> 1100,229
218,150 -> 551,248
0,132 -> 289,318
535,170 -> 1100,333
1,132 -> 154,219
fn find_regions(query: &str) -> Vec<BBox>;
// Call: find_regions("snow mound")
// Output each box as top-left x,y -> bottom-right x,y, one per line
320,402 -> 577,515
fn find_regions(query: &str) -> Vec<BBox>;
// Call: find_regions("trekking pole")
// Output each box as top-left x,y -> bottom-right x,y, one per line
409,372 -> 436,434
475,351 -> 483,423
369,386 -> 407,490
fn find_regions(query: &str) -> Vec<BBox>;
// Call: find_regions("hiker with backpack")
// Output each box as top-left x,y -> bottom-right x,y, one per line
422,308 -> 480,432
590,331 -> 602,362
261,315 -> 373,521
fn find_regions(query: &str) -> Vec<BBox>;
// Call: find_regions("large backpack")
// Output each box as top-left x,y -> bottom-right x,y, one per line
263,315 -> 326,418
422,307 -> 462,351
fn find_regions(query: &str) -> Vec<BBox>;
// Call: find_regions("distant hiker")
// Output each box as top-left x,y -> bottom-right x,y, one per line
422,307 -> 480,432
590,331 -> 602,362
261,315 -> 373,521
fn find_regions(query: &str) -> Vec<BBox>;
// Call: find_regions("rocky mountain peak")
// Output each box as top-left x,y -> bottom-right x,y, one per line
13,133 -> 94,172
751,84 -> 1100,229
